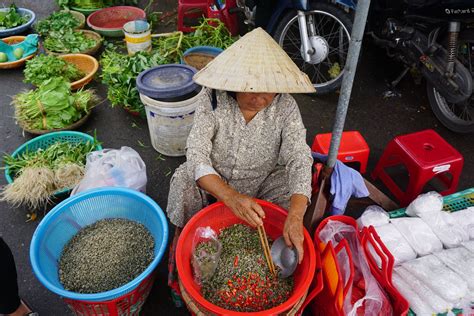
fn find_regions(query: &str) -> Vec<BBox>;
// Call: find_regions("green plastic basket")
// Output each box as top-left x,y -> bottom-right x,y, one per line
4,131 -> 102,197
388,188 -> 474,316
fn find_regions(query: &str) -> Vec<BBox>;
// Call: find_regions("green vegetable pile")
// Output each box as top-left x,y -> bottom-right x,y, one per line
35,11 -> 80,36
13,77 -> 97,130
56,0 -> 137,9
44,30 -> 97,54
0,4 -> 28,30
100,19 -> 235,115
1,138 -> 98,209
24,55 -> 84,86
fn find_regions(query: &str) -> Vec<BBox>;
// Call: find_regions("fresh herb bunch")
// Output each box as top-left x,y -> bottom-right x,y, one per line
199,224 -> 293,312
1,138 -> 98,209
0,4 -> 28,30
100,49 -> 168,115
35,11 -> 80,36
4,139 -> 97,178
44,30 -> 96,54
13,77 -> 97,130
56,0 -> 137,9
24,55 -> 84,86
100,18 -> 235,115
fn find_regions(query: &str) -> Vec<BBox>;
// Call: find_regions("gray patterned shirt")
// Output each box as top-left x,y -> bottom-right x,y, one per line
184,89 -> 313,201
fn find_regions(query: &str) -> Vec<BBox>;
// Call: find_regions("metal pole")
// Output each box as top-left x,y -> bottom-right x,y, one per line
326,0 -> 371,168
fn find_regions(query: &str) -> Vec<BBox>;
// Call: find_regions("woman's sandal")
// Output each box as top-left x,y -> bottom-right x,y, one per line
20,300 -> 39,316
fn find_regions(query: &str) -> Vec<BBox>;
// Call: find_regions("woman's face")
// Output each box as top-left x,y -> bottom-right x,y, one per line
236,92 -> 277,112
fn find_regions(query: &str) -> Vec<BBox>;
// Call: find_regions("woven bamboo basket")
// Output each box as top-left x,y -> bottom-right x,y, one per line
44,30 -> 103,56
0,36 -> 38,69
64,10 -> 86,29
59,54 -> 99,90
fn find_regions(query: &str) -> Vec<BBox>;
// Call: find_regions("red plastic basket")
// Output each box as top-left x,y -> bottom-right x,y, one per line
176,200 -> 317,315
62,273 -> 155,316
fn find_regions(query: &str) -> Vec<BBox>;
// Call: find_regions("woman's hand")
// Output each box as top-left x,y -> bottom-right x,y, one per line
283,194 -> 308,264
283,213 -> 304,264
224,191 -> 266,227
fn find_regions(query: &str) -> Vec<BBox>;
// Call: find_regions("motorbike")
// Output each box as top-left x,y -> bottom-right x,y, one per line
233,0 -> 474,133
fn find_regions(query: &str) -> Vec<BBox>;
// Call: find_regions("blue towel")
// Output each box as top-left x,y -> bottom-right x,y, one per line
0,34 -> 38,61
312,152 -> 369,215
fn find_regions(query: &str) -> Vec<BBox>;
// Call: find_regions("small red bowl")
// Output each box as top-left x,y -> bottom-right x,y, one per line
86,6 -> 146,37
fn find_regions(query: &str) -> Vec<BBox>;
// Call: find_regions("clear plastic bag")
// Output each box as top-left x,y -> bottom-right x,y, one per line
392,270 -> 435,316
433,247 -> 474,290
394,266 -> 452,314
420,211 -> 469,248
391,217 -> 443,256
372,223 -> 416,265
462,240 -> 474,253
72,147 -> 147,195
451,207 -> 474,239
405,191 -> 443,217
402,255 -> 468,304
191,227 -> 222,285
356,205 -> 390,228
319,220 -> 393,316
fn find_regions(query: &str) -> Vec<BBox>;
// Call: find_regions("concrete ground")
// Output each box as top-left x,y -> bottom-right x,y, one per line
0,2 -> 473,315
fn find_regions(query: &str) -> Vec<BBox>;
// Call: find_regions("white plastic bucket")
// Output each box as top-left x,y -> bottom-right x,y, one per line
123,20 -> 151,55
140,89 -> 205,156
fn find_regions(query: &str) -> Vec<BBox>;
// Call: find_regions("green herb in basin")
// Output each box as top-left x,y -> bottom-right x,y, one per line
35,11 -> 81,36
24,54 -> 84,86
0,4 -> 28,30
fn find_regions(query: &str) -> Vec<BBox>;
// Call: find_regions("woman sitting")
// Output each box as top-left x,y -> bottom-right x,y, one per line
166,28 -> 316,301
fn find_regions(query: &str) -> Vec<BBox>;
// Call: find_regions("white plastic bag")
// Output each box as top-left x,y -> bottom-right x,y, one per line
433,247 -> 474,290
462,240 -> 474,253
392,270 -> 436,316
356,205 -> 390,228
405,191 -> 443,217
391,217 -> 443,256
451,207 -> 474,239
372,224 -> 416,265
420,211 -> 469,248
319,220 -> 393,316
72,147 -> 147,195
402,255 -> 468,304
191,227 -> 222,285
394,266 -> 452,314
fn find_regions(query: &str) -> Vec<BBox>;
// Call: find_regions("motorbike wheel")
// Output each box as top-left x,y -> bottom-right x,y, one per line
427,30 -> 474,133
273,3 -> 353,94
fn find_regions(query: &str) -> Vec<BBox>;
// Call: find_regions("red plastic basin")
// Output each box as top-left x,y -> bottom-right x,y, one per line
87,6 -> 145,34
176,200 -> 317,315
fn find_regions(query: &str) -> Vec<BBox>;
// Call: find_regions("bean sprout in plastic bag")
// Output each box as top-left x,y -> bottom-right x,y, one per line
191,227 -> 222,285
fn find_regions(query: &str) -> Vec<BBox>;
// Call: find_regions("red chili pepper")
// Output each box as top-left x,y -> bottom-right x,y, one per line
233,255 -> 239,267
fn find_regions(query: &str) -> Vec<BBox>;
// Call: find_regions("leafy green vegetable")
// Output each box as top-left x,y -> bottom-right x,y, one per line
0,4 -> 28,30
100,18 -> 235,115
44,30 -> 97,54
4,139 -> 98,177
35,11 -> 80,36
13,77 -> 97,130
56,0 -> 137,9
24,55 -> 84,86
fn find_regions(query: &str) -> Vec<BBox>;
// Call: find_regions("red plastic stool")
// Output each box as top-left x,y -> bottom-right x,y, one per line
177,0 -> 210,33
371,129 -> 463,206
312,131 -> 370,174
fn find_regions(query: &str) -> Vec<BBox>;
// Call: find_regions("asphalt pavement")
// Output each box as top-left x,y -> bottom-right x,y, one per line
0,27 -> 473,316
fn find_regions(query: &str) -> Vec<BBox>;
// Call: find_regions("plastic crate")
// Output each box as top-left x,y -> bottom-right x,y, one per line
388,188 -> 474,316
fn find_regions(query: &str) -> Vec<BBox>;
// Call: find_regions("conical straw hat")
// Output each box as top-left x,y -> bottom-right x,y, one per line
193,28 -> 316,93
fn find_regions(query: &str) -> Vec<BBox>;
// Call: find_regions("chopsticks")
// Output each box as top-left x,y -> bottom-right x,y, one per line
257,225 -> 277,277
